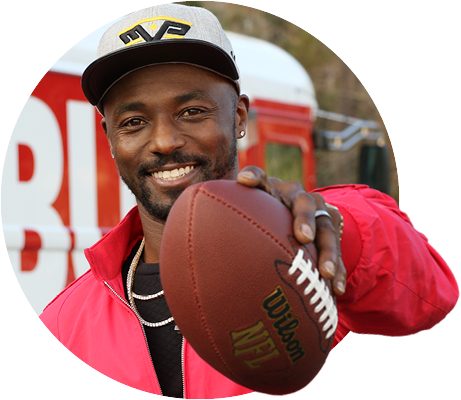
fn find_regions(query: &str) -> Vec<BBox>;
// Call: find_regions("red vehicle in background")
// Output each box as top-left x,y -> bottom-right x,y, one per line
2,29 -> 384,313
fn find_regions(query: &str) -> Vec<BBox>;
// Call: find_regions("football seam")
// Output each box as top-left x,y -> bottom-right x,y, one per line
200,188 -> 294,259
187,186 -> 237,380
275,260 -> 334,353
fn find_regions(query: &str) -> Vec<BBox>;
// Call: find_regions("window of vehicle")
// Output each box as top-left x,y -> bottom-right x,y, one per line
265,142 -> 303,183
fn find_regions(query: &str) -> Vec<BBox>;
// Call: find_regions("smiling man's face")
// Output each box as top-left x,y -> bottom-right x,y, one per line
101,63 -> 248,221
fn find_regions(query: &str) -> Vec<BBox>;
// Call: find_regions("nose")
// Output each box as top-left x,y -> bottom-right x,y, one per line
147,117 -> 186,155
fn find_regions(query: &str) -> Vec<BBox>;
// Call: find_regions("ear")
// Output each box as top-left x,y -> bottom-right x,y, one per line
100,117 -> 115,159
100,117 -> 108,135
235,94 -> 250,137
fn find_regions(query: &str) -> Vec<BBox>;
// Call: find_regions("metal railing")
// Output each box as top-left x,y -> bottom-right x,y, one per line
316,109 -> 385,151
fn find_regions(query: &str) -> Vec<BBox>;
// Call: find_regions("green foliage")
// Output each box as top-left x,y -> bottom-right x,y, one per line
265,143 -> 303,183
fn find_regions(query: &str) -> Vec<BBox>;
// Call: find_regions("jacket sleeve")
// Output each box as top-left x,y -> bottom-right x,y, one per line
40,301 -> 61,340
315,184 -> 458,336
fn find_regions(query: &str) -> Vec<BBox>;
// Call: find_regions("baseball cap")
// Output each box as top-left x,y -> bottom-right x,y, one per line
81,3 -> 240,109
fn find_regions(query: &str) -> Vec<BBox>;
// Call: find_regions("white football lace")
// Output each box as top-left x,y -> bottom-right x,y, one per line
288,249 -> 338,339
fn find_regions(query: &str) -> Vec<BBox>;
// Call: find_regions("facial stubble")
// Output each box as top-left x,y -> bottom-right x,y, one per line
120,133 -> 238,222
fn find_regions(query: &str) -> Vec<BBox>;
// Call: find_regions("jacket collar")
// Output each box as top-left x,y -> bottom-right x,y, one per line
84,206 -> 144,281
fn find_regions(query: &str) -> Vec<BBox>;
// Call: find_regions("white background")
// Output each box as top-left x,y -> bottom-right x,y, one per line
1,0 -> 460,399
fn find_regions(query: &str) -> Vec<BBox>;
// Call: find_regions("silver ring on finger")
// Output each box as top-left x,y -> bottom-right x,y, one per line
314,209 -> 331,219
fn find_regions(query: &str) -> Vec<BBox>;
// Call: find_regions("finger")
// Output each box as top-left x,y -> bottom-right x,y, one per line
325,202 -> 343,239
315,216 -> 339,280
237,166 -> 269,190
332,256 -> 347,296
291,191 -> 318,243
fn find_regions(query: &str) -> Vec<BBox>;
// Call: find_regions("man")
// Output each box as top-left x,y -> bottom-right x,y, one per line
40,3 -> 458,398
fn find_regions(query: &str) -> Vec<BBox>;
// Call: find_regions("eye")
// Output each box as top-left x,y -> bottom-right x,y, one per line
121,117 -> 147,128
180,108 -> 206,118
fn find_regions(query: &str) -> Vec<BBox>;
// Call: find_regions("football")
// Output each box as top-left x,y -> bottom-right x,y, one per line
160,180 -> 337,395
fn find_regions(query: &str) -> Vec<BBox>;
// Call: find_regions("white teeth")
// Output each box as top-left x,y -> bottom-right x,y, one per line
153,165 -> 195,181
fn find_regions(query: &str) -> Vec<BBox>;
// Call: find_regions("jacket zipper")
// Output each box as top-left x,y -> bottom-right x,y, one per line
104,281 -> 164,396
181,336 -> 186,398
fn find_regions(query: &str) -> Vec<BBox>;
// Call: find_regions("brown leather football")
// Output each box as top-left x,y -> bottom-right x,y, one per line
160,180 -> 337,395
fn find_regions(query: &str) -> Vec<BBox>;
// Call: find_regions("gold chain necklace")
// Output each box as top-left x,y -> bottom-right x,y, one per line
126,238 -> 174,328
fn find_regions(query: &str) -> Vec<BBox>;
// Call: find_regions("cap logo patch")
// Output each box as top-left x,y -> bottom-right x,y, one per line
119,16 -> 192,46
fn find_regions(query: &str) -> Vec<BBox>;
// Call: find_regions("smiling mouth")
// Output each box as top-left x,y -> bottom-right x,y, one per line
152,165 -> 196,181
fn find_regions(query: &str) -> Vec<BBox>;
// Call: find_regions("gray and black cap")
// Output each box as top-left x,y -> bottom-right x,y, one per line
81,3 -> 240,110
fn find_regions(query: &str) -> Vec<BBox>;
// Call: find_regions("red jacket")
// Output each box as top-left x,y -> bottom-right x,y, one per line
40,184 -> 458,397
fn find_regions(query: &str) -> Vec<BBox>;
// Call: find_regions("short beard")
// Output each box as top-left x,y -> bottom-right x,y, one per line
121,136 -> 238,222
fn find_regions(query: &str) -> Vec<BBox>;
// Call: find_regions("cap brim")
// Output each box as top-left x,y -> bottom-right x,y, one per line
81,39 -> 239,107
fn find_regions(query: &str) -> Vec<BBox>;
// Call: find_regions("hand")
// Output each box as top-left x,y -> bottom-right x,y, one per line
237,166 -> 346,296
